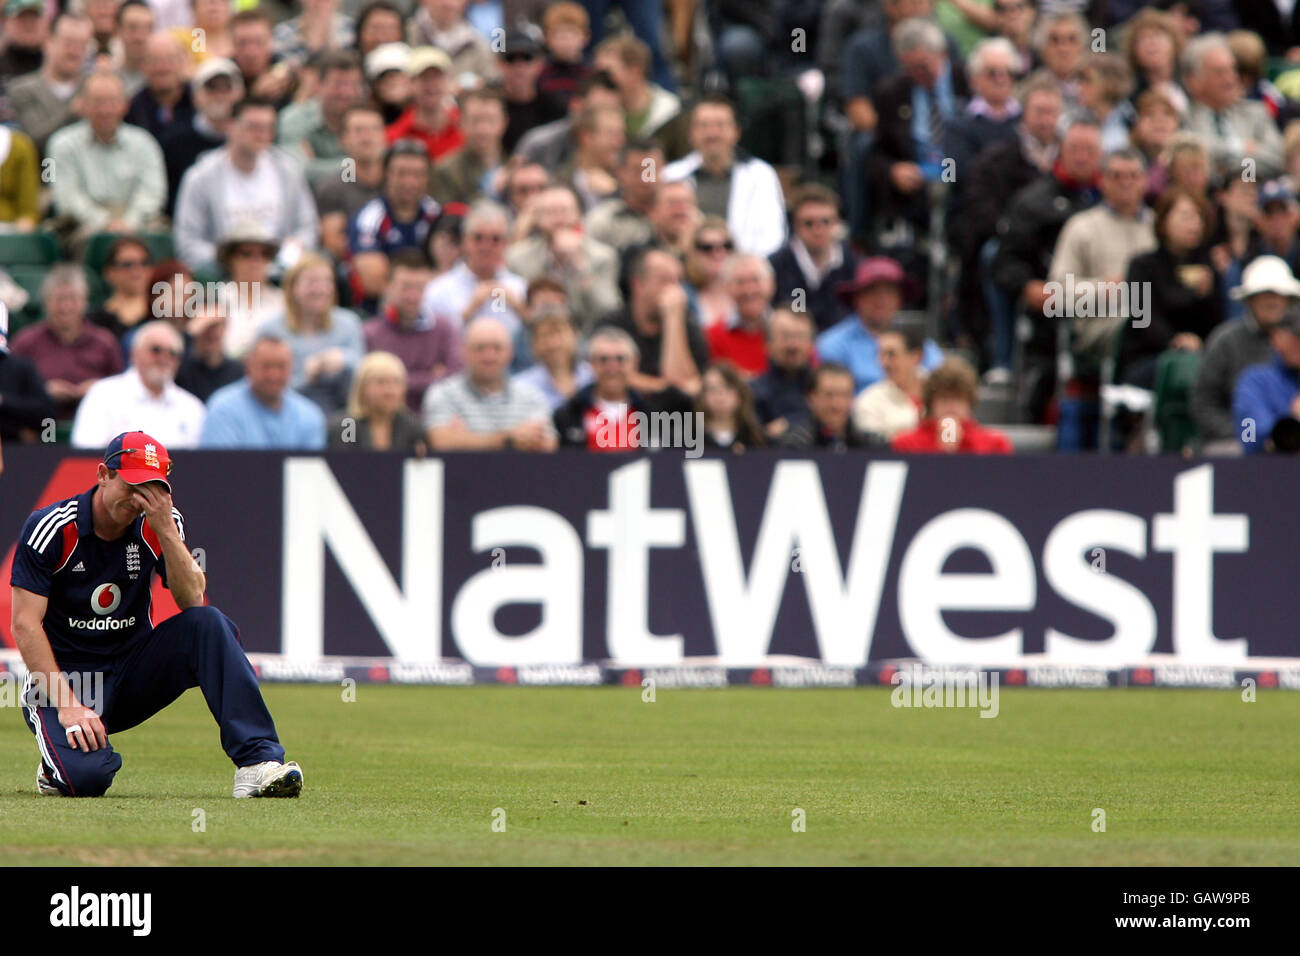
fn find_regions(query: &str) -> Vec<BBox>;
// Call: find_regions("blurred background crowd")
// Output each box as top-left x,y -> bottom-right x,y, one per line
1,0 -> 1299,457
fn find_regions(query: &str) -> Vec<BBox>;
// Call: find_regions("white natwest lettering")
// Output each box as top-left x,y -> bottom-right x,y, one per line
279,460 -> 1251,669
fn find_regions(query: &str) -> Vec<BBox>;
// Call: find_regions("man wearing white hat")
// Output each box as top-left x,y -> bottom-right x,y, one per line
365,41 -> 412,125
158,57 -> 244,215
385,46 -> 464,162
1192,255 -> 1300,453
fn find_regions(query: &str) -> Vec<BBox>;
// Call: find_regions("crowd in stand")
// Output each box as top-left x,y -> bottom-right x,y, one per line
0,0 -> 1299,458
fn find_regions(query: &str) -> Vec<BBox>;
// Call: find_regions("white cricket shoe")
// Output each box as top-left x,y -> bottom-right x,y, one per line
232,760 -> 303,798
37,763 -> 64,796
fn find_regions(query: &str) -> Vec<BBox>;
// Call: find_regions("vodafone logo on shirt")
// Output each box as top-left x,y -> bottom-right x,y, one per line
66,583 -> 136,631
91,584 -> 122,616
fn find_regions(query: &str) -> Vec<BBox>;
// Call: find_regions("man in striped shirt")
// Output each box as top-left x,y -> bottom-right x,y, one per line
422,317 -> 556,451
9,431 -> 302,798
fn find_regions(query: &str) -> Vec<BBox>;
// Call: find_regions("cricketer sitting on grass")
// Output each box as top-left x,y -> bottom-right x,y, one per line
9,431 -> 303,798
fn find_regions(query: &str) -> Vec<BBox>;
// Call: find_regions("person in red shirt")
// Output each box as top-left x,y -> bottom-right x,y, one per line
706,254 -> 774,377
386,46 -> 464,161
892,357 -> 1014,454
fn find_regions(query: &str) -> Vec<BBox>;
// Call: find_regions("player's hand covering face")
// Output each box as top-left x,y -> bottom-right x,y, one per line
131,482 -> 175,538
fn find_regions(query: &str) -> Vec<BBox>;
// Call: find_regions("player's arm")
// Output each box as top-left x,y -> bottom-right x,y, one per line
134,484 -> 206,608
11,587 -> 107,751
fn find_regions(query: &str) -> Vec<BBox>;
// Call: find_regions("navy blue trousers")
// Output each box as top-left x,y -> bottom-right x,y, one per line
21,606 -> 285,796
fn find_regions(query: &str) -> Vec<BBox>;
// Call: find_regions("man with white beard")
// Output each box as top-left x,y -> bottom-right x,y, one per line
70,321 -> 206,449
158,58 -> 245,216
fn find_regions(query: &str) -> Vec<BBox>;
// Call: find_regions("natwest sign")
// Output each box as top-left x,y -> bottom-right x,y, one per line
276,457 -> 1256,667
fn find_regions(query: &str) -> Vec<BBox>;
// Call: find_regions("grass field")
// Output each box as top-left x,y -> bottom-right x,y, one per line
1,685 -> 1297,865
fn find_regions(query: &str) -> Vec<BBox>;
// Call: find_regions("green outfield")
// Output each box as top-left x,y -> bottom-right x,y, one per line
0,685 -> 1297,865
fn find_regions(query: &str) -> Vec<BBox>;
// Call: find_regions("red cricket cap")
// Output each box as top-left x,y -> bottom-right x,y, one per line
103,431 -> 173,490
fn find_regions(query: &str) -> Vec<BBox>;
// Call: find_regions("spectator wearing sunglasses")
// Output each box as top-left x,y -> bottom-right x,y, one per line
768,184 -> 858,333
944,38 -> 1023,198
420,198 -> 528,334
70,320 -> 206,449
89,236 -> 155,346
682,217 -> 735,330
215,223 -> 286,359
499,31 -> 565,154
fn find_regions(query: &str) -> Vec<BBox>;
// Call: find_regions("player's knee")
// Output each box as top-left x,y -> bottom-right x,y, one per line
181,606 -> 236,641
180,605 -> 224,628
66,750 -> 122,797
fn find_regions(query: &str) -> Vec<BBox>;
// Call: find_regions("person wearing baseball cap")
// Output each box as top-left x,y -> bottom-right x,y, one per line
366,40 -> 410,83
1193,255 -> 1300,452
815,256 -> 944,393
499,30 -> 567,153
157,57 -> 243,211
385,45 -> 464,161
0,0 -> 47,79
9,430 -> 303,798
365,42 -> 412,124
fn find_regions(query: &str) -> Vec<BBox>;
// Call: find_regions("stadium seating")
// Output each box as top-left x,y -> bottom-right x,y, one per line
1152,350 -> 1202,454
0,232 -> 60,267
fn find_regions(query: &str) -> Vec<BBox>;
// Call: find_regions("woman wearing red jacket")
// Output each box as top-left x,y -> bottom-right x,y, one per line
891,357 -> 1014,454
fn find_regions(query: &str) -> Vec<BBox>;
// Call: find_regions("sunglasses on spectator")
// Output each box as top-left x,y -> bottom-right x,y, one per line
469,232 -> 506,243
234,246 -> 274,259
695,240 -> 734,253
591,353 -> 630,365
146,344 -> 183,359
503,53 -> 537,64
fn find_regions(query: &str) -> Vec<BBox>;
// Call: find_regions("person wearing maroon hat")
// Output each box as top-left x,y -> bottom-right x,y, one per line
10,431 -> 303,799
815,256 -> 944,393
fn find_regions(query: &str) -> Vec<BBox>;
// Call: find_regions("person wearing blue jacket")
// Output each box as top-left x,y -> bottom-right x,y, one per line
1233,311 -> 1300,454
